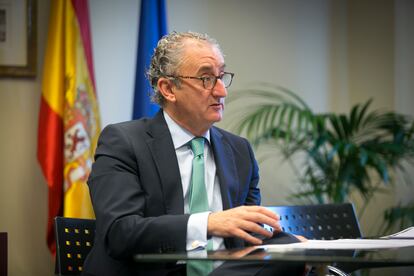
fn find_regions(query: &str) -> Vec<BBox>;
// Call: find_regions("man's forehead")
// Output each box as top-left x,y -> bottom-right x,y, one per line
182,38 -> 222,55
180,39 -> 225,71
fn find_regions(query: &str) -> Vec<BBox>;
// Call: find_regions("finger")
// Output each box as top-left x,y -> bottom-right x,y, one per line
244,206 -> 280,221
238,220 -> 274,239
273,224 -> 282,232
233,228 -> 263,245
238,210 -> 280,230
266,223 -> 282,234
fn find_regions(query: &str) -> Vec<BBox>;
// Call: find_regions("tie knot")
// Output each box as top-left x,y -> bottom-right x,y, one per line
190,137 -> 205,157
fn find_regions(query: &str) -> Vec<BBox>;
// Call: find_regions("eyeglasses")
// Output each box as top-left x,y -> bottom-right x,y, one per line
166,72 -> 234,90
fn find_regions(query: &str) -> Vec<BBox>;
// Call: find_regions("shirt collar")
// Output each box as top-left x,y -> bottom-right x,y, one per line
163,110 -> 210,149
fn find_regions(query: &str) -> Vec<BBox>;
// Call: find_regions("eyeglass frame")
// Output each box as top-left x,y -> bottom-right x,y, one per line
165,72 -> 234,90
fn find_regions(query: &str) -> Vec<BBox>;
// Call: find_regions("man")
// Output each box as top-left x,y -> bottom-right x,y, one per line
83,32 -> 305,276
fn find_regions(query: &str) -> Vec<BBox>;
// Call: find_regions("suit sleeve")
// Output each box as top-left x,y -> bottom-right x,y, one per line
88,124 -> 190,259
243,138 -> 261,206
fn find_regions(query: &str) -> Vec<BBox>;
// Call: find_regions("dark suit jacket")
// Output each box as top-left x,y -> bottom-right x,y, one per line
83,110 -> 261,276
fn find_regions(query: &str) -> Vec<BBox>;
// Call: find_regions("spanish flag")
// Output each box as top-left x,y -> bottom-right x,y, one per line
37,0 -> 100,253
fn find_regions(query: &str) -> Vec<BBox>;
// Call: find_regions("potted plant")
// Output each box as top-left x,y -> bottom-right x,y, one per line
226,84 -> 414,233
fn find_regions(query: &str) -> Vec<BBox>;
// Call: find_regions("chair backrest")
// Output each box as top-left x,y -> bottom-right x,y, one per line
265,203 -> 362,240
54,217 -> 96,275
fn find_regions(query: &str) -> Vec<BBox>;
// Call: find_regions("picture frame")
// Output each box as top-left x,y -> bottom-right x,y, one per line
0,0 -> 37,78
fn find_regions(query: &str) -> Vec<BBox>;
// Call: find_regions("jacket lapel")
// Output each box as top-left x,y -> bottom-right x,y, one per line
144,113 -> 240,214
146,111 -> 184,215
210,127 -> 239,210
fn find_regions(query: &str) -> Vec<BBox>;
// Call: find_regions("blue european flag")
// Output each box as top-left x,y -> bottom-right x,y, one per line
132,0 -> 167,119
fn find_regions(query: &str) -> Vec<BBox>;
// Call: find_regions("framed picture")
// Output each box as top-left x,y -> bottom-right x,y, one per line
0,0 -> 37,77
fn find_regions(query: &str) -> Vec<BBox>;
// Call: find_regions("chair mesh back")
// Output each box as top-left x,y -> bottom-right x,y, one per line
54,217 -> 96,275
265,203 -> 362,240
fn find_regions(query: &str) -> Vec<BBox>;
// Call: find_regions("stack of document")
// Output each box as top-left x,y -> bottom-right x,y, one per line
381,226 -> 414,239
258,227 -> 414,251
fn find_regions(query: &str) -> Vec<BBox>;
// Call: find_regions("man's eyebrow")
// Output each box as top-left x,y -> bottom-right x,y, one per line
196,64 -> 226,74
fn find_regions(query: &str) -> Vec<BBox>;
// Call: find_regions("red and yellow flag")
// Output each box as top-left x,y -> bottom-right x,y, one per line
37,0 -> 100,253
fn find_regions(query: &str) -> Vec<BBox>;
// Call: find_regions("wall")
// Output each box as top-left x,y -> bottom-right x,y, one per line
166,0 -> 332,211
330,0 -> 414,239
333,0 -> 397,235
394,0 -> 414,220
0,0 -> 412,275
90,0 -> 140,127
0,0 -> 54,275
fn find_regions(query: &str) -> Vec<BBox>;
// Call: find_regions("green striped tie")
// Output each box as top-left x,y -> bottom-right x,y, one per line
187,137 -> 213,276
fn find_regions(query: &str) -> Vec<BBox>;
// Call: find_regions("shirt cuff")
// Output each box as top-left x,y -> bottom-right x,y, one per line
186,212 -> 210,251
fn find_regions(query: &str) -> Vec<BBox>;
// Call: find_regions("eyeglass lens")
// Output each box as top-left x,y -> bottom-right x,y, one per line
221,73 -> 233,88
205,73 -> 233,89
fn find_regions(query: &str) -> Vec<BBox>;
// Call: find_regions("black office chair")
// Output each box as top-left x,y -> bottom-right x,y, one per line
54,217 -> 96,276
265,203 -> 363,276
265,203 -> 362,240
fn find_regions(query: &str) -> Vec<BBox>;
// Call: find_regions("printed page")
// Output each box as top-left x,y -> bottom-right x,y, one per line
381,226 -> 414,239
258,238 -> 414,251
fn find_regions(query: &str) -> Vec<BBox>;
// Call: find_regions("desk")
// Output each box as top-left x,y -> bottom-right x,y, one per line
134,245 -> 414,275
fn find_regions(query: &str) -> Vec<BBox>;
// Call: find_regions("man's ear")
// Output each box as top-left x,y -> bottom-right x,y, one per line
158,78 -> 176,103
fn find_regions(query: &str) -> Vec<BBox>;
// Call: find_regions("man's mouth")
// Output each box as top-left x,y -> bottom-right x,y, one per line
210,103 -> 224,109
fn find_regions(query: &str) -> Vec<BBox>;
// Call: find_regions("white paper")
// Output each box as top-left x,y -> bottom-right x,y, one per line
381,226 -> 414,239
258,226 -> 414,251
258,238 -> 414,251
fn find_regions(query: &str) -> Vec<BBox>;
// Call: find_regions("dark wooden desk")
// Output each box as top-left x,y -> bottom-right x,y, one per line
134,245 -> 414,275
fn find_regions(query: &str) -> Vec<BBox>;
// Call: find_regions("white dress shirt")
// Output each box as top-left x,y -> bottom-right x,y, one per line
163,111 -> 225,251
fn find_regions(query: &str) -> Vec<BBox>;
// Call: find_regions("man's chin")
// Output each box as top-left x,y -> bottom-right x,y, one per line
210,114 -> 223,123
205,110 -> 223,125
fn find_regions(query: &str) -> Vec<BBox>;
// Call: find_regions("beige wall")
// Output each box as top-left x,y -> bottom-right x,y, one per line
394,0 -> 414,209
0,0 -> 413,275
0,0 -> 54,275
348,0 -> 395,109
329,0 -> 396,236
329,0 -> 414,239
329,0 -> 395,112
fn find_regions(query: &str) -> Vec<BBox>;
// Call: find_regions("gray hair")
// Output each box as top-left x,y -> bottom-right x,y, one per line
148,31 -> 223,106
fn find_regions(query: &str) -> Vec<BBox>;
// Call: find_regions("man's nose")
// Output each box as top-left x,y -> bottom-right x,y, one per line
212,79 -> 227,97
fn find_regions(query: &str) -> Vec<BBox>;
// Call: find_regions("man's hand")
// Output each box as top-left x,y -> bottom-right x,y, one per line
207,206 -> 282,245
